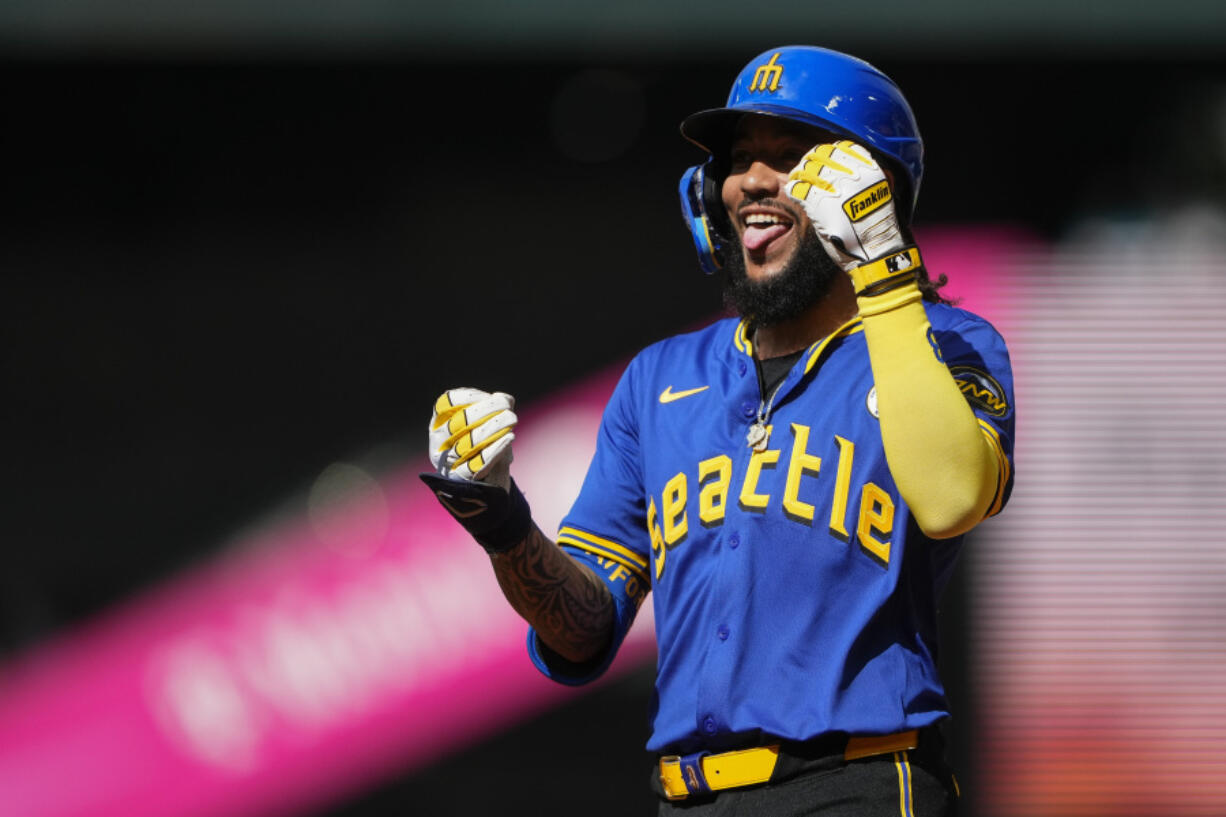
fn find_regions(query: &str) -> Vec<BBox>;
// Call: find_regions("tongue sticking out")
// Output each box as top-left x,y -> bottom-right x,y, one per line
743,223 -> 788,252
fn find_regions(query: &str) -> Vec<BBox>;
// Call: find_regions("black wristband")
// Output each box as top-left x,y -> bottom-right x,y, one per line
419,472 -> 533,554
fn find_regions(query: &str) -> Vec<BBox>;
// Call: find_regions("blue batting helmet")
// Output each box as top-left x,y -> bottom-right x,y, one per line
678,46 -> 924,274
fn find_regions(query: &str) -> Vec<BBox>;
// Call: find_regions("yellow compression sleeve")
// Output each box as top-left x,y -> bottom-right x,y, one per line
857,280 -> 999,539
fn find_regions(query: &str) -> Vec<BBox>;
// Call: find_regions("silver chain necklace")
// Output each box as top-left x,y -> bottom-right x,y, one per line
746,331 -> 790,452
745,379 -> 785,452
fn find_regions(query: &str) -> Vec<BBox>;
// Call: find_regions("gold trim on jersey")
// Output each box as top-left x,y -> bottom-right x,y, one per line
978,419 -> 1011,517
802,317 -> 864,376
734,317 -> 862,372
733,320 -> 755,358
557,526 -> 650,584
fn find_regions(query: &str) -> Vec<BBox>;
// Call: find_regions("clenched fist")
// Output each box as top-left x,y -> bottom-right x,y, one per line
428,387 -> 517,490
422,388 -> 531,554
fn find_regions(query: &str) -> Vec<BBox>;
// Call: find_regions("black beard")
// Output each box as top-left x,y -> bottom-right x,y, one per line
721,228 -> 843,328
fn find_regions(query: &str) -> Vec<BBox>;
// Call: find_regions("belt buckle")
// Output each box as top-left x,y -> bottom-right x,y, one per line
659,750 -> 711,800
659,755 -> 686,801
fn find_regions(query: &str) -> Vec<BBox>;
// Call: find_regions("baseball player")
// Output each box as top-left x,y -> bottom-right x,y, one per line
421,46 -> 1014,816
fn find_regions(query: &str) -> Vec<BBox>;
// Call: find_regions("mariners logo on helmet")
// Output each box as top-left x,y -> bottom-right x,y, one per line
748,52 -> 784,93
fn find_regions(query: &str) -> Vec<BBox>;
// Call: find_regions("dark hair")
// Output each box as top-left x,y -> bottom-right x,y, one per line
897,222 -> 953,305
917,266 -> 952,305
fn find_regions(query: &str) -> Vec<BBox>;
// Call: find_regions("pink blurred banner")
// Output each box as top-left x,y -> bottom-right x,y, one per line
0,227 -> 1023,817
917,224 -> 1031,324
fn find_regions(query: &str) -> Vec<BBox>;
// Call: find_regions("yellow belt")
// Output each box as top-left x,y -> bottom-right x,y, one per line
658,729 -> 919,801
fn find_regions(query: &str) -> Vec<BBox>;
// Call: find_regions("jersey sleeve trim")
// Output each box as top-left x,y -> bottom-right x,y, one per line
978,419 -> 1011,517
557,526 -> 650,585
526,543 -> 645,687
525,588 -> 639,687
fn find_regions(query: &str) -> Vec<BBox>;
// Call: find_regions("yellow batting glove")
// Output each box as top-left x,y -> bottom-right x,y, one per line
428,387 -> 517,488
785,140 -> 908,272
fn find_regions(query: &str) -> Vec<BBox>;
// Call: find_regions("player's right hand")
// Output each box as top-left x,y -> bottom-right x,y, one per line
422,387 -> 531,554
428,388 -> 517,489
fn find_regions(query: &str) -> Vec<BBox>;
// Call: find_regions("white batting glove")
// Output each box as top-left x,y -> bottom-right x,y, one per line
428,387 -> 517,491
785,140 -> 907,272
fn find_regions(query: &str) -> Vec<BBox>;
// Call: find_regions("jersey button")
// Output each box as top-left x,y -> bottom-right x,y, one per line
728,533 -> 740,549
717,625 -> 729,641
740,401 -> 756,418
737,359 -> 747,376
703,717 -> 717,735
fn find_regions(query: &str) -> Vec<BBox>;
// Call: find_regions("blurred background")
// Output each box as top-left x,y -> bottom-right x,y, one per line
3,2 -> 1226,816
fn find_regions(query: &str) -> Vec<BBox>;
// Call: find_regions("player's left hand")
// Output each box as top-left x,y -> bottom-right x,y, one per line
785,140 -> 906,272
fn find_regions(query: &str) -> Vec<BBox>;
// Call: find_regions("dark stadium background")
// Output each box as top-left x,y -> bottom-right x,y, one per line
3,37 -> 1223,817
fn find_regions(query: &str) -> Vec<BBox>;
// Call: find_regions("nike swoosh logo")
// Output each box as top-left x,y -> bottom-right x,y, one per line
437,492 -> 488,519
659,385 -> 710,404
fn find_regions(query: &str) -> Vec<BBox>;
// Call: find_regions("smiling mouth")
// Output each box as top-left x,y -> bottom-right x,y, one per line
741,209 -> 794,253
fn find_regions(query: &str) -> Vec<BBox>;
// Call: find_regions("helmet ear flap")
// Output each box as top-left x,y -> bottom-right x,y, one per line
679,159 -> 731,275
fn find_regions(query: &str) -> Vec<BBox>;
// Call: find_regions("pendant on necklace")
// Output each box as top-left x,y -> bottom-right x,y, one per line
746,422 -> 770,452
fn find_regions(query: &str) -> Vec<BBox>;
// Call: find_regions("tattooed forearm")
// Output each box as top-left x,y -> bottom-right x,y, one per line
490,525 -> 614,664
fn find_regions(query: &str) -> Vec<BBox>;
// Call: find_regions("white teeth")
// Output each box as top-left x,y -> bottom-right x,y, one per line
745,213 -> 786,226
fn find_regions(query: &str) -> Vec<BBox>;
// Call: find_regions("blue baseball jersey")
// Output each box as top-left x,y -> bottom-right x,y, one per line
527,305 -> 1015,755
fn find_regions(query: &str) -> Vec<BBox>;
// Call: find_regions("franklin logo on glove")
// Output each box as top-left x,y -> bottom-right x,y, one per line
843,181 -> 893,222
